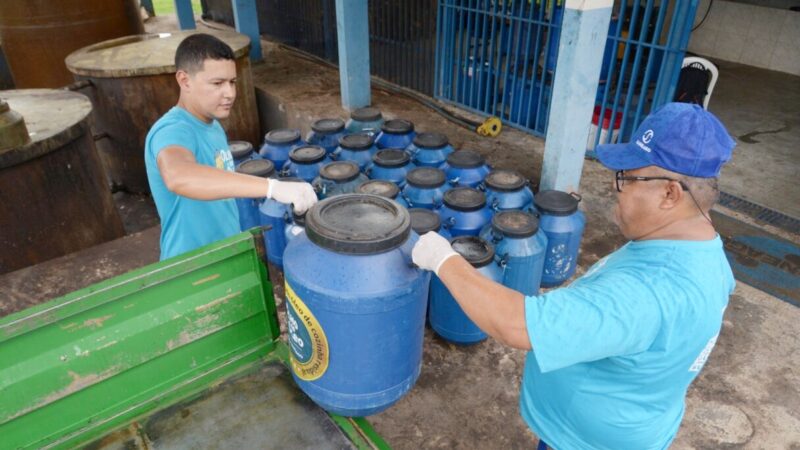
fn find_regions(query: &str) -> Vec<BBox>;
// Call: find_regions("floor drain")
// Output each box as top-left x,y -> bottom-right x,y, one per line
718,192 -> 800,235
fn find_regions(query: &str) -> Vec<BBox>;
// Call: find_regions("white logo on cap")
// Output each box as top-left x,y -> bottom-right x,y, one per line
642,129 -> 654,144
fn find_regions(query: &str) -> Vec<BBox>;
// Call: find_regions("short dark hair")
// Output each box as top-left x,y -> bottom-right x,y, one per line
175,33 -> 235,74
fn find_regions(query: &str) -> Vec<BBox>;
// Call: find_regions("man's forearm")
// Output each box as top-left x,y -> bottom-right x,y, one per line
164,160 -> 270,200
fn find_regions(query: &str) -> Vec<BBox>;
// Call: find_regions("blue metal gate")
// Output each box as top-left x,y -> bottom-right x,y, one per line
434,0 -> 700,142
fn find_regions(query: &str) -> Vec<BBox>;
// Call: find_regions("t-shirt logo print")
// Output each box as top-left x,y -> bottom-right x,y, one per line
214,149 -> 235,172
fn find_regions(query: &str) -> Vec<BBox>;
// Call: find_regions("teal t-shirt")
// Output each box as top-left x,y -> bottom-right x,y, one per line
521,236 -> 734,450
144,107 -> 240,260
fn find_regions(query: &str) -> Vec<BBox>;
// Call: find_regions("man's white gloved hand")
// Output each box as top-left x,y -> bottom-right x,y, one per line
267,179 -> 318,214
412,231 -> 459,276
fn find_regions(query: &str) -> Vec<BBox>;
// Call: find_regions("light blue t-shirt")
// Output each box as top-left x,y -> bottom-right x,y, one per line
145,107 -> 240,260
521,236 -> 735,450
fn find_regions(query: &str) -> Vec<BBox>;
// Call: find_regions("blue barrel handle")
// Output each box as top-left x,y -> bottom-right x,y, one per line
400,232 -> 421,269
442,216 -> 456,230
493,252 -> 508,269
570,192 -> 582,202
448,177 -> 460,186
491,197 -> 500,212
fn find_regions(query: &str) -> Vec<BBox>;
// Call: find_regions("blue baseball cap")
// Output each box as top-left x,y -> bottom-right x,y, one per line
596,103 -> 735,178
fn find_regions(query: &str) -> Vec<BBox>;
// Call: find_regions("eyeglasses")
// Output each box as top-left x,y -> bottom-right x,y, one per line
615,170 -> 690,193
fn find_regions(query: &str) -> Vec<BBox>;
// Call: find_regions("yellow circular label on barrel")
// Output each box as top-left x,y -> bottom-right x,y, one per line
285,282 -> 329,381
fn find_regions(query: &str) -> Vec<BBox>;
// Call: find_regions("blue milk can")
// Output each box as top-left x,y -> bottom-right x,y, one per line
429,236 -> 503,344
401,167 -> 451,210
357,179 -> 409,208
312,161 -> 369,199
534,190 -> 586,287
405,132 -> 454,168
283,194 -> 430,417
438,187 -> 493,237
480,211 -> 548,296
332,133 -> 378,171
483,169 -> 535,212
260,177 -> 304,269
235,159 -> 276,231
375,119 -> 416,150
345,107 -> 384,136
365,149 -> 416,188
440,150 -> 491,188
307,118 -> 347,154
229,140 -> 256,166
259,129 -> 302,171
282,145 -> 331,183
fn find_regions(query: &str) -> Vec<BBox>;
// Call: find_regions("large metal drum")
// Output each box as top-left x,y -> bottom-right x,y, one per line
0,89 -> 124,274
65,30 -> 259,193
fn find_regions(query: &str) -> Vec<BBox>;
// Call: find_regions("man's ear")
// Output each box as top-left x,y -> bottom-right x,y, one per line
660,180 -> 684,210
176,70 -> 191,91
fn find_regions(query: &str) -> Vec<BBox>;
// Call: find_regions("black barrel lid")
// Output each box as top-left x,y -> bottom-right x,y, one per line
319,161 -> 360,182
265,129 -> 301,145
492,211 -> 539,238
451,236 -> 494,268
446,150 -> 486,169
485,169 -> 526,192
412,132 -> 448,149
350,107 -> 382,122
236,158 -> 275,178
357,180 -> 400,199
534,190 -> 580,216
372,148 -> 410,167
229,140 -> 253,158
409,208 -> 441,234
406,167 -> 446,188
339,133 -> 375,150
443,187 -> 486,211
289,145 -> 327,164
305,194 -> 411,255
311,118 -> 345,134
381,119 -> 414,135
292,209 -> 306,226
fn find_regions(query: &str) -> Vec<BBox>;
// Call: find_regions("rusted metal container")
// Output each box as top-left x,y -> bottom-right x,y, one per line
0,89 -> 125,275
66,30 -> 260,193
0,0 -> 143,88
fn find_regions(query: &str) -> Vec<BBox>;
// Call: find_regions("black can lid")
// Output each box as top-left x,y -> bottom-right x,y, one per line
446,150 -> 486,169
311,118 -> 345,134
292,209 -> 306,226
305,194 -> 411,255
451,236 -> 495,268
406,167 -> 446,188
372,148 -> 410,167
412,132 -> 448,149
492,211 -> 539,238
380,119 -> 414,135
229,140 -> 254,158
319,161 -> 361,182
350,106 -> 382,122
534,190 -> 580,216
289,145 -> 327,164
409,208 -> 441,234
443,187 -> 486,211
357,180 -> 400,199
278,176 -> 304,182
236,158 -> 275,178
264,129 -> 301,145
339,133 -> 375,150
485,169 -> 526,192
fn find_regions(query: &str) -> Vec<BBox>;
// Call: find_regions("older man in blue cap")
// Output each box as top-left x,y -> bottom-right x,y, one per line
411,102 -> 737,449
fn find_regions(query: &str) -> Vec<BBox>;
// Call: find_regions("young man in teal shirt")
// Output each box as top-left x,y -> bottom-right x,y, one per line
412,103 -> 736,449
145,34 -> 316,260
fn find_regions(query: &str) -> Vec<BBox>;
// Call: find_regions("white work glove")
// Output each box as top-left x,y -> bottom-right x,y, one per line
412,232 -> 459,275
266,179 -> 318,214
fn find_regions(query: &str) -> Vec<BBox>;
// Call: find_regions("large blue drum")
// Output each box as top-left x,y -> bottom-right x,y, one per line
229,140 -> 256,166
534,190 -> 586,287
480,211 -> 547,296
312,161 -> 368,199
283,194 -> 430,417
283,145 -> 331,183
438,187 -> 493,237
429,236 -> 503,344
375,119 -> 416,149
405,132 -> 454,168
440,150 -> 491,188
357,179 -> 409,208
235,159 -> 275,231
332,133 -> 378,171
260,177 -> 304,268
401,167 -> 450,210
307,118 -> 347,155
366,148 -> 415,188
345,107 -> 384,136
284,210 -> 306,245
483,169 -> 535,212
259,129 -> 302,171
409,208 -> 451,240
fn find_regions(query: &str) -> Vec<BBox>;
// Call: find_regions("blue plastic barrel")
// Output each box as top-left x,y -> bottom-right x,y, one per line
307,118 -> 347,155
235,159 -> 276,232
405,132 -> 454,168
229,140 -> 256,166
438,187 -> 493,237
260,177 -> 305,268
312,161 -> 368,199
401,167 -> 451,210
429,236 -> 502,344
409,208 -> 451,240
283,145 -> 332,183
283,194 -> 430,416
534,190 -> 586,287
480,211 -> 547,296
357,179 -> 409,208
284,209 -> 306,245
332,133 -> 378,171
483,169 -> 535,212
440,150 -> 491,188
345,107 -> 384,136
365,148 -> 416,188
259,129 -> 302,171
375,119 -> 416,150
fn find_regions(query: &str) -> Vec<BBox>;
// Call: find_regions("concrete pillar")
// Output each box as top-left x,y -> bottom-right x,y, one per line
335,0 -> 371,110
232,0 -> 263,61
174,0 -> 196,30
540,0 -> 613,193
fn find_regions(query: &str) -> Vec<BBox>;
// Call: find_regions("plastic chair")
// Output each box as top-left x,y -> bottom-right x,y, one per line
681,56 -> 718,110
